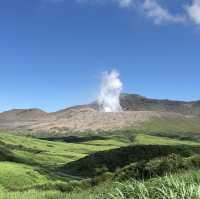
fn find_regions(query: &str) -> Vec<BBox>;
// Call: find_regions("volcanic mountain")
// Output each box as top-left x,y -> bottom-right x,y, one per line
0,93 -> 200,133
120,94 -> 200,116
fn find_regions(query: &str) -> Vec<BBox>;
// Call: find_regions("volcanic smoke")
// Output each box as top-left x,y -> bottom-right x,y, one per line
97,70 -> 123,112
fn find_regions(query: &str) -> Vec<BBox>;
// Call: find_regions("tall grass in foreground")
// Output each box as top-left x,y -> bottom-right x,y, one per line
107,175 -> 200,199
1,173 -> 200,199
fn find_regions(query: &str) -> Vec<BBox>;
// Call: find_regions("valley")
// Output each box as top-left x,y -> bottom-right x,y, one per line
0,126 -> 200,198
1,93 -> 200,198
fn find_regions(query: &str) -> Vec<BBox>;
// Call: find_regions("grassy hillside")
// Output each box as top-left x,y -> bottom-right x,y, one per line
0,131 -> 128,190
0,131 -> 127,166
0,162 -> 49,190
61,144 -> 200,178
107,117 -> 200,142
139,118 -> 200,134
1,129 -> 200,198
1,170 -> 200,199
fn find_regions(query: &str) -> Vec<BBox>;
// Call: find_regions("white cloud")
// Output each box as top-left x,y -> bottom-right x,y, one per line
186,0 -> 200,25
77,0 -> 186,25
142,0 -> 185,24
44,0 -> 200,27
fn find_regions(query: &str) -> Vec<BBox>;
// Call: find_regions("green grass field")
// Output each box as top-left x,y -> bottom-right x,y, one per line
0,132 -> 127,166
1,170 -> 200,199
0,131 -> 129,190
1,128 -> 200,198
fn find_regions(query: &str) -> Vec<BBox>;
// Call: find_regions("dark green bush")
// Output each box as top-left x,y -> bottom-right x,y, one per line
114,154 -> 200,181
61,145 -> 200,178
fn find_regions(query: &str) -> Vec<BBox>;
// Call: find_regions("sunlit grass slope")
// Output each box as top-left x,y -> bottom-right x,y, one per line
146,117 -> 200,133
0,162 -> 49,190
135,134 -> 200,145
0,129 -> 200,195
0,131 -> 127,190
0,131 -> 127,167
1,170 -> 200,199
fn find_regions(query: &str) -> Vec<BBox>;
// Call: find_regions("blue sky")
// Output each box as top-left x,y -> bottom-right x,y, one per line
0,0 -> 200,112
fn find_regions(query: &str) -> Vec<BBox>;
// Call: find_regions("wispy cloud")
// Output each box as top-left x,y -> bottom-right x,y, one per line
44,0 -> 200,27
186,0 -> 200,25
142,0 -> 185,24
77,0 -> 187,25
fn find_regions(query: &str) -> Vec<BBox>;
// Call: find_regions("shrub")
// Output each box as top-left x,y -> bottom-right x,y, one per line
114,155 -> 200,181
61,145 -> 200,178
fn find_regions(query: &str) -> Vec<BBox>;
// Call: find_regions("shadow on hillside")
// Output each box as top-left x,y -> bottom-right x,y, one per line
39,135 -> 109,143
58,144 -> 200,178
0,144 -> 38,166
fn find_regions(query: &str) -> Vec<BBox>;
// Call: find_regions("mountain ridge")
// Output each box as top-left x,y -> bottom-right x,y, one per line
0,93 -> 199,133
1,93 -> 200,115
120,93 -> 200,116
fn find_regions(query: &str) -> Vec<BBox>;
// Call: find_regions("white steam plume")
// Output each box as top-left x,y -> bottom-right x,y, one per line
97,70 -> 123,112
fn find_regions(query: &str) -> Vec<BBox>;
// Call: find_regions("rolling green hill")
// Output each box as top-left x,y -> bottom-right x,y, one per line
0,170 -> 200,199
0,131 -> 128,190
0,130 -> 199,189
1,129 -> 200,198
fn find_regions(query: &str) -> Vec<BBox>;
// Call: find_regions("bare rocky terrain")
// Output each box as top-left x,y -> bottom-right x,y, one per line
120,94 -> 200,116
0,93 -> 199,133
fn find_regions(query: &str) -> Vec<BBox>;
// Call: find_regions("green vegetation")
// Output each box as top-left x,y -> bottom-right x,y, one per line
103,171 -> 200,199
0,162 -> 49,190
138,117 -> 200,141
62,144 -> 200,178
1,128 -> 200,198
0,131 -> 127,191
0,171 -> 200,199
114,154 -> 200,181
135,134 -> 199,145
0,132 -> 127,166
108,117 -> 200,143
